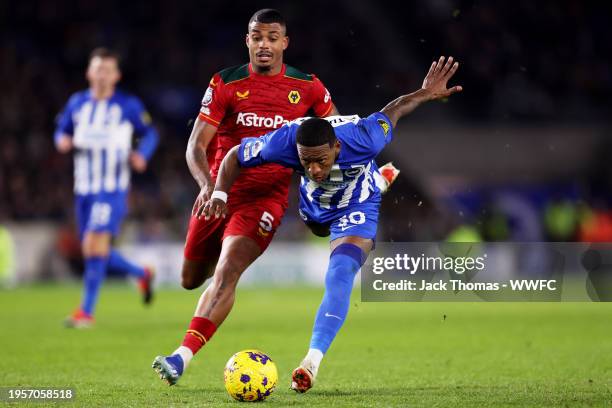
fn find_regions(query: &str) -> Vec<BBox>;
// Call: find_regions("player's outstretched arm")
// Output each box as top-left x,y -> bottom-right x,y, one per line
381,56 -> 462,128
201,145 -> 242,219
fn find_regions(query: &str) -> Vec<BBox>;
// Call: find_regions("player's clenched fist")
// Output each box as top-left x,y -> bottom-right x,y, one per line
129,152 -> 148,173
421,56 -> 463,100
55,134 -> 73,153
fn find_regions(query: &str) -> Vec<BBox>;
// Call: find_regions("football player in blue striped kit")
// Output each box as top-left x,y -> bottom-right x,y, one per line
55,48 -> 159,328
204,56 -> 462,392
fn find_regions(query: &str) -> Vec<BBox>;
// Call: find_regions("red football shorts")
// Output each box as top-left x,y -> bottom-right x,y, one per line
184,195 -> 287,262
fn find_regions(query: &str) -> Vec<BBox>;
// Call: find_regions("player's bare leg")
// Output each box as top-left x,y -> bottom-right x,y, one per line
192,235 -> 260,324
291,236 -> 372,393
66,230 -> 155,327
153,235 -> 261,385
181,258 -> 217,290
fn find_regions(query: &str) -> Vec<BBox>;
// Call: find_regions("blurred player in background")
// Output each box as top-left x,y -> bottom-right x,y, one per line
204,56 -> 462,392
55,48 -> 159,328
153,8 -> 398,385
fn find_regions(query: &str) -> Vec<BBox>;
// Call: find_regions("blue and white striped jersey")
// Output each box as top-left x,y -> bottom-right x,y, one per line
55,89 -> 159,196
237,112 -> 393,218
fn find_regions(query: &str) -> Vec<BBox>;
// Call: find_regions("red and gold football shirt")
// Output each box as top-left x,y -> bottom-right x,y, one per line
198,63 -> 333,199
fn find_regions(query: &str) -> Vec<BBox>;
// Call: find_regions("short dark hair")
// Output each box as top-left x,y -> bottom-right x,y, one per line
89,47 -> 121,65
296,118 -> 336,147
248,9 -> 286,32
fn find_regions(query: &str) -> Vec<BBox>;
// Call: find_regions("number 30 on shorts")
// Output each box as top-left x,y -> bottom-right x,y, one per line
338,211 -> 366,231
258,211 -> 275,236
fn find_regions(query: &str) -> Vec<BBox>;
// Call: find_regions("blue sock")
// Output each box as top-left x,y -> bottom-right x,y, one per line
309,243 -> 366,354
81,256 -> 109,315
107,249 -> 145,278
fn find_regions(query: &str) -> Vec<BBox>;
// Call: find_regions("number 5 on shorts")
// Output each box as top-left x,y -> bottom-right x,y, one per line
258,211 -> 274,236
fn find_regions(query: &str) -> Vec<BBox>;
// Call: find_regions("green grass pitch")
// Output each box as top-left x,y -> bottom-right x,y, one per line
1,284 -> 611,407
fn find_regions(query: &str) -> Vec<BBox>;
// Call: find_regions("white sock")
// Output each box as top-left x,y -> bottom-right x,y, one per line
373,170 -> 388,193
304,348 -> 324,376
173,346 -> 194,370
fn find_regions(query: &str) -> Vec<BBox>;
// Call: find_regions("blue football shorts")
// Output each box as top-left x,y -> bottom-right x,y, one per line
75,192 -> 128,239
299,197 -> 380,242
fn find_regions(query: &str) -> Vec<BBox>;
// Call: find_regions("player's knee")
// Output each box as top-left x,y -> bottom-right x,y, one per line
181,260 -> 211,290
83,248 -> 110,258
82,233 -> 111,258
181,258 -> 217,290
181,275 -> 201,290
206,236 -> 259,292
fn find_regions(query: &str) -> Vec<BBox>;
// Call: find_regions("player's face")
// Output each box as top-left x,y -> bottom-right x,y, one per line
246,22 -> 288,73
297,141 -> 341,183
86,56 -> 121,92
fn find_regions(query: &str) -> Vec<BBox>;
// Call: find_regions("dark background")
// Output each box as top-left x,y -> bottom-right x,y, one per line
1,0 -> 611,242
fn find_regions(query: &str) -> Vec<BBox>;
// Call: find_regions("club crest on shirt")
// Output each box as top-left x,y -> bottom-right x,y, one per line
236,90 -> 250,101
288,90 -> 301,104
377,118 -> 390,136
202,87 -> 213,106
141,111 -> 152,125
344,168 -> 362,177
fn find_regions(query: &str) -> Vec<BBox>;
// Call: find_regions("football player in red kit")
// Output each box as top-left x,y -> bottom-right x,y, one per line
152,9 -> 399,385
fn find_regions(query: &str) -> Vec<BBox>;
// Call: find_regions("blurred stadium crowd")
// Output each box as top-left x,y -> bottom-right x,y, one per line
1,1 -> 610,244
